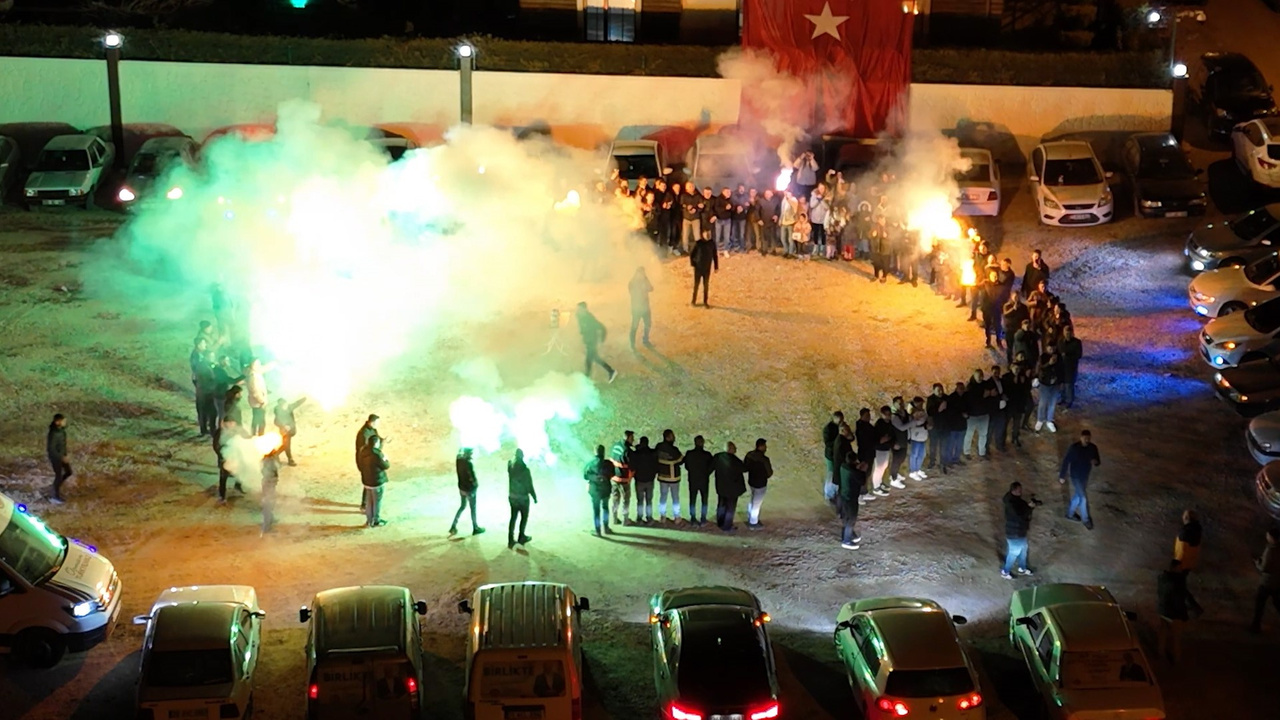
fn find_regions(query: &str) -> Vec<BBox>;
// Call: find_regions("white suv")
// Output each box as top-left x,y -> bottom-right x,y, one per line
1028,140 -> 1113,226
23,134 -> 115,209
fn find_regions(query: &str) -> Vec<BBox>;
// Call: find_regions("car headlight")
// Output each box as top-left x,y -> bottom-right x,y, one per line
25,188 -> 36,197
1043,196 -> 1061,210
1197,247 -> 1212,258
68,188 -> 83,197
1220,341 -> 1238,350
69,600 -> 98,618
118,187 -> 135,202
1215,372 -> 1227,385
1099,191 -> 1113,207
1191,197 -> 1207,206
1141,199 -> 1162,208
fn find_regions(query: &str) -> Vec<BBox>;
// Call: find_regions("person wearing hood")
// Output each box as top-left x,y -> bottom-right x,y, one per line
683,435 -> 714,526
713,441 -> 747,532
358,435 -> 390,528
630,436 -> 659,524
655,429 -> 685,523
583,445 -> 615,537
451,448 -> 485,537
47,414 -> 71,504
507,448 -> 537,549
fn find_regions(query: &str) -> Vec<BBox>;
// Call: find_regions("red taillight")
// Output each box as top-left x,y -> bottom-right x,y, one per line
958,692 -> 983,710
572,696 -> 582,720
750,702 -> 780,720
308,683 -> 318,700
876,697 -> 910,716
986,191 -> 998,202
407,676 -> 419,709
670,703 -> 703,720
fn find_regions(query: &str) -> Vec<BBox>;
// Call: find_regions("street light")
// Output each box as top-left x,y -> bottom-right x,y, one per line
102,31 -> 125,169
1172,62 -> 1188,79
1146,9 -> 1162,26
455,41 -> 476,125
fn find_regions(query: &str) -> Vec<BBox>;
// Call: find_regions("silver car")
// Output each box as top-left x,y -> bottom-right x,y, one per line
1255,462 -> 1280,520
23,134 -> 115,209
1188,251 -> 1280,317
955,147 -> 1000,216
1199,296 -> 1280,367
1247,413 -> 1280,466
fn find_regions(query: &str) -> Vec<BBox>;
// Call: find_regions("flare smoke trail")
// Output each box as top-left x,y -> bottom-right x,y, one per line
717,48 -> 812,166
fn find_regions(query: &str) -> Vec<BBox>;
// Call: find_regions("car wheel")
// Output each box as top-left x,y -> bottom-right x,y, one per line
83,193 -> 95,211
1241,352 -> 1267,364
14,628 -> 66,668
244,695 -> 254,719
1220,302 -> 1248,316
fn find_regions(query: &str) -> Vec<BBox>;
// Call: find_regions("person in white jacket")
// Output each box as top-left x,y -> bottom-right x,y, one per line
906,399 -> 930,481
245,358 -> 274,436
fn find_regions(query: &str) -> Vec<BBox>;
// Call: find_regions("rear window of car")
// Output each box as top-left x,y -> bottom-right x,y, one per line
35,149 -> 90,172
146,649 -> 233,687
884,667 -> 974,698
677,624 -> 772,703
956,163 -> 991,183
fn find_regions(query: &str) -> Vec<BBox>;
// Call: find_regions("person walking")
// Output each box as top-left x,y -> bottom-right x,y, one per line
655,429 -> 685,523
1001,481 -> 1039,579
690,234 -> 718,308
1059,429 -> 1102,530
1173,509 -> 1204,617
358,435 -> 390,528
683,435 -> 714,526
450,448 -> 485,537
1250,529 -> 1280,633
575,302 -> 617,383
1156,559 -> 1191,663
628,267 -> 654,350
631,436 -> 659,524
584,445 -> 615,537
355,414 -> 380,510
869,407 -> 894,498
838,454 -> 868,550
713,441 -> 747,532
609,430 -> 635,525
272,397 -> 307,466
822,411 -> 844,503
260,444 -> 283,535
1059,325 -> 1083,408
507,448 -> 536,549
47,414 -> 72,504
1035,348 -> 1063,432
743,438 -> 773,528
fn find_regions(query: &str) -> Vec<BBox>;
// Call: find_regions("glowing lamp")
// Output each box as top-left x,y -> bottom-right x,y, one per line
290,0 -> 309,8
117,187 -> 135,202
1172,62 -> 1188,79
1146,9 -> 1162,26
961,259 -> 977,287
102,32 -> 123,50
457,43 -> 474,59
774,168 -> 792,192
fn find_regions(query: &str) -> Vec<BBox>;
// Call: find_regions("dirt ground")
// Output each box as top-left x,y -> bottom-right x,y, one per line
1,157 -> 1278,720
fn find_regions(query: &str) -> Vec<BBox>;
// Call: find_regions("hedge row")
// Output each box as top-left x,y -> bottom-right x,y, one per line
0,24 -> 1168,88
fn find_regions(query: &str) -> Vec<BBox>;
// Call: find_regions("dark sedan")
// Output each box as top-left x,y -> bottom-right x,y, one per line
1214,356 -> 1280,416
649,586 -> 780,720
1184,203 -> 1280,273
1122,133 -> 1206,218
1199,52 -> 1278,137
1255,463 -> 1280,520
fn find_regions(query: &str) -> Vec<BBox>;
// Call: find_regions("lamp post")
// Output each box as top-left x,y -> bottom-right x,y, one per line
456,42 -> 475,126
103,31 -> 125,168
1149,8 -> 1205,141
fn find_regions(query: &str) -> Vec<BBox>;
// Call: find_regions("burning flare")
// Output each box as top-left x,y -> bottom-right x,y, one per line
553,190 -> 580,213
960,259 -> 977,287
253,431 -> 285,457
775,168 -> 793,192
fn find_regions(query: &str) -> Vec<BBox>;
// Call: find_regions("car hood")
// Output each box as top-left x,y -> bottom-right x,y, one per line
1203,311 -> 1258,343
123,175 -> 157,193
1058,685 -> 1165,718
48,542 -> 114,604
1191,222 -> 1256,253
1220,359 -> 1280,394
138,683 -> 236,704
26,171 -> 90,190
1221,92 -> 1277,118
1249,412 -> 1280,444
1136,177 -> 1202,201
1191,266 -> 1251,296
957,179 -> 996,190
1043,183 -> 1105,204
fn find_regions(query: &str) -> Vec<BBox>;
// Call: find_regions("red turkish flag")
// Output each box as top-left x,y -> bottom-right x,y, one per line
742,0 -> 914,138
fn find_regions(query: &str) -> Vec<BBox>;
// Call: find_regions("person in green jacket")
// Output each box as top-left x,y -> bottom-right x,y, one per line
507,449 -> 537,549
584,445 -> 615,537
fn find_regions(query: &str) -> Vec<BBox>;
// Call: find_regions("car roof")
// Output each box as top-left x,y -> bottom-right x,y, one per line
655,586 -> 762,613
138,136 -> 194,153
43,134 -> 96,151
312,585 -> 410,655
1046,603 -> 1140,652
1040,141 -> 1096,160
471,581 -> 572,650
154,585 -> 257,614
151,602 -> 237,652
868,607 -> 967,670
1203,52 -> 1262,75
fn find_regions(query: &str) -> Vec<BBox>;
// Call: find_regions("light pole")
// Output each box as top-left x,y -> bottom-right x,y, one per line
456,42 -> 475,126
1148,8 -> 1205,141
103,31 -> 125,168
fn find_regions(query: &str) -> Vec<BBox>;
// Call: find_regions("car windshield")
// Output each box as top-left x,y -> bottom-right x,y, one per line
1043,158 -> 1101,186
677,624 -> 771,704
1060,651 -> 1152,690
956,162 -> 991,183
35,149 -> 90,172
0,507 -> 67,585
613,153 -> 660,180
1231,207 -> 1280,240
1245,298 -> 1280,333
696,153 -> 749,183
884,667 -> 975,698
146,649 -> 234,687
1244,254 -> 1280,285
129,152 -> 175,176
1138,148 -> 1195,179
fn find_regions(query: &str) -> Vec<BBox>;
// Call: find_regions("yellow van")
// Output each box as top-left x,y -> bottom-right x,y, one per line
458,582 -> 591,720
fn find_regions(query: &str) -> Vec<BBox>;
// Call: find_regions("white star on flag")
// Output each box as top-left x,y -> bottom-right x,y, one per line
805,1 -> 849,41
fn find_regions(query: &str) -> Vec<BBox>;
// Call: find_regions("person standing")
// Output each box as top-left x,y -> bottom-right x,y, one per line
679,180 -> 703,254
906,401 -> 929,481
778,191 -> 799,257
356,415 -> 380,510
944,382 -> 967,469
732,185 -> 749,251
213,417 -> 247,503
1059,429 -> 1102,530
869,407 -> 895,498
838,454 -> 868,550
507,448 -> 536,549
1021,249 -> 1052,295
630,436 -> 659,524
808,185 -> 829,259
962,370 -> 993,460
272,397 -> 307,466
1059,325 -> 1083,408
744,187 -> 761,253
743,438 -> 773,528
609,430 -> 635,525
584,444 -> 615,537
358,435 -> 390,528
245,358 -> 270,436
854,408 -> 877,489
832,422 -> 855,507
260,444 -> 282,535
683,435 -> 714,526
712,186 -> 734,254
758,188 -> 780,256
1003,364 -> 1029,449
792,151 -> 819,199
1157,559 -> 1191,663
887,397 -> 911,488
925,385 -> 947,472
868,217 -> 890,282
575,302 -> 618,383
713,441 -> 747,531
690,233 -> 718,308
655,429 -> 685,523
1001,481 -> 1038,579
1035,347 -> 1063,432
1002,292 -> 1028,365
1173,509 -> 1204,617
822,411 -> 844,503
191,340 -> 217,436
987,365 -> 1009,454
1250,529 -> 1280,633
47,414 -> 71,504
450,448 -> 485,537
628,267 -> 654,350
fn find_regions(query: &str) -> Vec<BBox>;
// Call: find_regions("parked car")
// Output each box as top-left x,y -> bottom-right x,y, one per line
1028,140 -> 1113,226
22,134 -> 115,209
116,136 -> 196,209
607,139 -> 668,190
1232,117 -> 1280,187
0,492 -> 122,668
1009,583 -> 1165,720
1189,251 -> 1280,317
1199,296 -> 1280,367
1214,357 -> 1280,416
1247,413 -> 1280,465
649,586 -> 780,720
1183,203 -> 1280,273
0,135 -> 20,200
300,585 -> 427,720
1254,462 -> 1280,519
363,127 -> 419,163
1198,52 -> 1277,138
834,597 -> 984,720
1121,132 -> 1206,218
687,134 -> 754,193
133,585 -> 263,720
955,147 -> 1001,216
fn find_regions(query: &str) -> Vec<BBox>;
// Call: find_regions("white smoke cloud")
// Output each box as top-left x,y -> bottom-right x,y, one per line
716,48 -> 812,166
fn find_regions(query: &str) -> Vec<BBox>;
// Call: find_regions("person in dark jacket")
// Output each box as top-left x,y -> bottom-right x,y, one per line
1002,364 -> 1028,448
1012,318 -> 1039,369
838,454 -> 868,549
358,435 -> 390,528
655,429 -> 684,522
1058,325 -> 1083,408
47,414 -> 71,504
869,407 -> 895,498
831,423 -> 854,509
1157,559 -> 1191,663
223,385 -> 245,427
962,370 -> 993,460
213,417 -> 248,502
743,438 -> 773,528
1035,347 -> 1064,432
1001,481 -> 1038,578
758,189 -> 781,256
575,302 -> 617,383
192,341 -> 218,436
1060,429 -> 1102,530
679,181 -> 704,253
628,267 -> 654,350
356,414 -> 380,510
1021,249 -> 1052,295
854,408 -> 876,466
584,445 -> 615,537
609,430 -> 635,525
272,397 -> 307,466
924,385 -> 947,472
507,448 -> 536,549
683,435 -> 714,526
690,234 -> 719,308
1002,292 -> 1029,365
711,186 -> 734,252
822,411 -> 844,503
713,441 -> 747,531
450,448 -> 485,537
630,436 -> 659,524
1173,509 -> 1204,618
943,382 -> 967,468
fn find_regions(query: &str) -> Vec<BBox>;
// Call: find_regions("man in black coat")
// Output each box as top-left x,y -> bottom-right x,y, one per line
507,448 -> 537,549
758,189 -> 781,256
575,301 -> 617,383
822,411 -> 844,503
359,435 -> 390,528
450,448 -> 485,537
584,444 -> 615,537
712,441 -> 747,532
1059,325 -> 1083,408
356,414 -> 380,510
1001,481 -> 1038,578
683,435 -> 715,526
690,234 -> 719,308
630,436 -> 659,524
943,382 -> 967,468
831,422 -> 854,508
47,414 -> 71,504
1021,249 -> 1051,295
854,408 -> 876,469
838,454 -> 868,549
743,438 -> 773,528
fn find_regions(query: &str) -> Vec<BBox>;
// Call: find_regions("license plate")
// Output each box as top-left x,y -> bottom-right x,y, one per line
1167,211 -> 1188,218
1067,213 -> 1093,220
167,710 -> 209,719
505,709 -> 544,720
43,199 -> 65,206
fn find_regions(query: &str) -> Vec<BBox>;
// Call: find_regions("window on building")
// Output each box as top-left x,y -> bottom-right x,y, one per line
585,0 -> 637,43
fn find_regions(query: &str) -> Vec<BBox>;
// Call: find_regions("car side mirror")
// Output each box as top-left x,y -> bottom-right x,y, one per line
952,615 -> 969,626
252,610 -> 267,619
414,600 -> 427,616
1015,617 -> 1035,627
458,600 -> 473,615
662,168 -> 673,176
1028,175 -> 1039,183
1105,171 -> 1114,179
298,607 -> 311,623
576,597 -> 591,612
835,620 -> 852,630
132,614 -> 151,626
1123,610 -> 1138,621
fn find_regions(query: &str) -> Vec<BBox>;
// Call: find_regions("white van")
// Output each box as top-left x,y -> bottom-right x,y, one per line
0,492 -> 123,667
458,582 -> 591,720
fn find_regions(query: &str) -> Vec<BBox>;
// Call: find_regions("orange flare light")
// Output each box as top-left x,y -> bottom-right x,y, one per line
253,431 -> 284,457
775,169 -> 792,192
961,259 -> 977,287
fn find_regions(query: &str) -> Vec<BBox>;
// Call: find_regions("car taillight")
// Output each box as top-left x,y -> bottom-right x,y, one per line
750,702 -> 780,719
218,704 -> 239,719
308,683 -> 319,700
986,191 -> 998,201
407,676 -> 419,709
572,696 -> 583,720
876,697 -> 910,716
670,703 -> 703,720
1260,157 -> 1279,170
958,692 -> 983,710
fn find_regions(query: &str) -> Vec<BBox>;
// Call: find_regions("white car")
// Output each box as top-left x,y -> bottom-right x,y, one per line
607,139 -> 668,190
133,585 -> 264,720
1009,584 -> 1165,720
955,147 -> 1000,216
1188,251 -> 1280,317
23,134 -> 115,209
1200,295 -> 1280,367
1247,412 -> 1280,465
1028,140 -> 1113,226
1232,117 -> 1280,187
